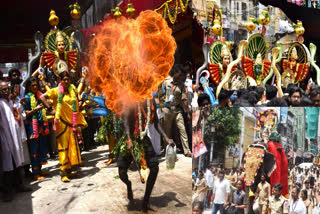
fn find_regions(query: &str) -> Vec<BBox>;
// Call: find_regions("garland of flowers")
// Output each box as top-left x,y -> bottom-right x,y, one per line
54,83 -> 77,131
28,91 -> 49,138
138,100 -> 151,140
154,0 -> 189,24
29,92 -> 39,138
42,108 -> 50,135
111,135 -> 148,166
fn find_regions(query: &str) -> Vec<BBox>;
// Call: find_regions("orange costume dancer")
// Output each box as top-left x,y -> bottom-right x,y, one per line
282,47 -> 309,83
42,31 -> 78,72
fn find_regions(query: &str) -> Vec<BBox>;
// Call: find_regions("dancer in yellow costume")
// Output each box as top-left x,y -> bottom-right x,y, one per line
40,60 -> 87,182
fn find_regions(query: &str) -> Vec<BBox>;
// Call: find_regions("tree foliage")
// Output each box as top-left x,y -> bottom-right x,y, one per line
204,107 -> 241,154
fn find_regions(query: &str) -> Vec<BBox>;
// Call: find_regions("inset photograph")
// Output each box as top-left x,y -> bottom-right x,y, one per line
191,1 -> 320,107
192,107 -> 320,213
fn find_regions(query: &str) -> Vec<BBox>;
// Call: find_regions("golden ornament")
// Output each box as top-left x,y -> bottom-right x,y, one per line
212,19 -> 222,35
69,3 -> 81,20
113,7 -> 123,19
295,20 -> 305,36
246,17 -> 256,32
258,9 -> 270,26
126,2 -> 135,18
49,10 -> 59,27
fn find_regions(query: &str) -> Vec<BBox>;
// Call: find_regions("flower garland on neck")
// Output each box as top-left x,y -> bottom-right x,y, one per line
28,91 -> 49,138
54,83 -> 77,132
137,100 -> 151,140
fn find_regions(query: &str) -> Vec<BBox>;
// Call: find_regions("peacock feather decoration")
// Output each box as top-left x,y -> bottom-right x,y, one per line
246,33 -> 269,60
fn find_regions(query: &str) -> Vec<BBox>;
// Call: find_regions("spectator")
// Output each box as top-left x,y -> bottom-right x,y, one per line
197,93 -> 211,108
266,97 -> 288,106
301,189 -> 312,214
309,86 -> 320,106
192,201 -> 204,214
267,183 -> 289,214
289,186 -> 306,214
211,170 -> 230,214
193,171 -> 208,205
217,89 -> 232,107
230,180 -> 247,214
286,86 -> 302,106
204,166 -> 214,208
266,84 -> 277,101
255,173 -> 271,214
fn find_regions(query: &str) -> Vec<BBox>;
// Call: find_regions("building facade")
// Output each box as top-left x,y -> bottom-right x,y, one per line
305,107 -> 319,154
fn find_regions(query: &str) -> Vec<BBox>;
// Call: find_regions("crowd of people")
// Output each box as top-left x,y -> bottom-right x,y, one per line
192,165 -> 320,214
193,82 -> 320,108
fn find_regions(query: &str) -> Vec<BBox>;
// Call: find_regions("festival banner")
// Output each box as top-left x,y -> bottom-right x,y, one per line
192,110 -> 200,128
192,129 -> 207,158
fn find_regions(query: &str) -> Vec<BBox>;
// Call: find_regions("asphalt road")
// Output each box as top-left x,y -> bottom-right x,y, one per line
0,145 -> 192,214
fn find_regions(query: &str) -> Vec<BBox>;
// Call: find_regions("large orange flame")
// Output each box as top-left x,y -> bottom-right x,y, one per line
88,10 -> 177,114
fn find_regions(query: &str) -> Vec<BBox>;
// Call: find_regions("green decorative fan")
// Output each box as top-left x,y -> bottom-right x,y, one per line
44,30 -> 72,52
209,41 -> 232,64
246,33 -> 269,60
287,42 -> 307,63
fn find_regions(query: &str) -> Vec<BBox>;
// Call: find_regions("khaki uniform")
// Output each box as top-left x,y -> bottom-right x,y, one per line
305,188 -> 314,206
256,182 -> 271,214
161,76 -> 190,154
268,195 -> 289,214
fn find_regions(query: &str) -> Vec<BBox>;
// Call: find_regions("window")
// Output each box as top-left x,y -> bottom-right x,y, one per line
242,3 -> 247,21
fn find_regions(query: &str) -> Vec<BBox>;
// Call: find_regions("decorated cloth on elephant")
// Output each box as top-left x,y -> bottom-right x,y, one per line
267,138 -> 289,198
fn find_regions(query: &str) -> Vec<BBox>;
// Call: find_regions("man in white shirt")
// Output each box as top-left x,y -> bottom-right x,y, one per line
211,170 -> 230,214
204,166 -> 214,208
289,186 -> 306,214
295,169 -> 304,186
184,72 -> 193,110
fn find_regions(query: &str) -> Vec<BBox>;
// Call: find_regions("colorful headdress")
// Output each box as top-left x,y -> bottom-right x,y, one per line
290,47 -> 298,60
55,31 -> 65,44
220,45 -> 230,58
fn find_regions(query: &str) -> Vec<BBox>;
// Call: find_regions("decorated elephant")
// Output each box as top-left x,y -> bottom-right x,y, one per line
242,110 -> 288,212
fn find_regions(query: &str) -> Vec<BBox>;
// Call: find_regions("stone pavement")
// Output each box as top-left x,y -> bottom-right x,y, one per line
0,145 -> 192,214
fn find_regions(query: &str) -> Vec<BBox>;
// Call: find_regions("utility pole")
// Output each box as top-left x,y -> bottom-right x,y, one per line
239,112 -> 245,165
210,125 -> 215,163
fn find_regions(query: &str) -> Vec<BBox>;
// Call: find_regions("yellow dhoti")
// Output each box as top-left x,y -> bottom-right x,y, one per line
56,120 -> 82,175
47,86 -> 88,177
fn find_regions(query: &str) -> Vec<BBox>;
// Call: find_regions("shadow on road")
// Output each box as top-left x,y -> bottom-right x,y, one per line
126,191 -> 186,212
0,173 -> 42,214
